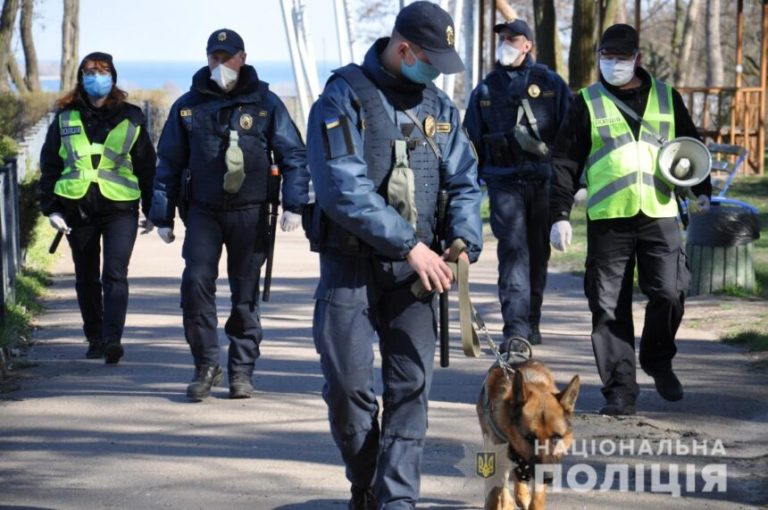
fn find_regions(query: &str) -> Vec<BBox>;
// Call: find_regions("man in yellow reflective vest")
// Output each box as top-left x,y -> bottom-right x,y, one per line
549,24 -> 711,415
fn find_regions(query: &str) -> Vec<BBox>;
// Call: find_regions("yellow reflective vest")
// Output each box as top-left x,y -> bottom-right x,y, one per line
581,79 -> 678,220
53,110 -> 141,201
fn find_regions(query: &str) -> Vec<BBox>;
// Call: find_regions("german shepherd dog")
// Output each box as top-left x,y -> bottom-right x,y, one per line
476,359 -> 580,510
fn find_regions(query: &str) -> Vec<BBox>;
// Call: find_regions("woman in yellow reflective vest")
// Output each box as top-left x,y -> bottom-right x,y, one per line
38,52 -> 156,364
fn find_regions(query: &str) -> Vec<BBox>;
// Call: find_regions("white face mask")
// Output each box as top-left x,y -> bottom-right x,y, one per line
210,64 -> 239,91
599,57 -> 636,86
496,42 -> 522,67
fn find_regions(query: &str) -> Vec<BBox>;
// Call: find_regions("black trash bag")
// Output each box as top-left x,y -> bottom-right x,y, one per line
687,205 -> 761,247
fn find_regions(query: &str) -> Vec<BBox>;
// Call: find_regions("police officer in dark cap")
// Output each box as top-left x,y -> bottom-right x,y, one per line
306,1 -> 482,508
464,18 -> 571,348
549,24 -> 711,415
150,28 -> 309,402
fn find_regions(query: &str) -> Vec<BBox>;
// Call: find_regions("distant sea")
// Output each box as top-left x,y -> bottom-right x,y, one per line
39,60 -> 338,98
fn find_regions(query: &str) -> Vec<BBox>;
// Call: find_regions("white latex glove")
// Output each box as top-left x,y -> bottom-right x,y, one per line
157,227 -> 175,244
139,218 -> 154,235
279,210 -> 302,232
550,220 -> 572,252
695,194 -> 710,213
49,212 -> 71,234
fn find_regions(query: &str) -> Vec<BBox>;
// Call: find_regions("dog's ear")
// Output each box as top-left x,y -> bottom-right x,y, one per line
557,375 -> 580,415
512,369 -> 527,407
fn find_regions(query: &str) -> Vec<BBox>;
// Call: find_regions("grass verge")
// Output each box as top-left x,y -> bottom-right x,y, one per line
0,215 -> 57,372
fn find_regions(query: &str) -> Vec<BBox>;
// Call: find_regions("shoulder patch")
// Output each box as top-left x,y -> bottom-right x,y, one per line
180,108 -> 192,117
480,100 -> 492,108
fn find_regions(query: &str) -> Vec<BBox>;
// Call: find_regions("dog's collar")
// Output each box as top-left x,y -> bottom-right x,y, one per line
480,372 -> 533,482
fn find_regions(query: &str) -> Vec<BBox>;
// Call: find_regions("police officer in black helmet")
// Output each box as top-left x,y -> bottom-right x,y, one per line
306,2 -> 482,508
464,19 -> 571,348
150,29 -> 309,402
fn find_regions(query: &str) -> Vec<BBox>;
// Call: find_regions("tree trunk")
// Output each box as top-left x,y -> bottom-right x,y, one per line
7,58 -> 28,93
599,0 -> 621,35
20,0 -> 38,92
0,0 -> 20,93
705,0 -> 724,86
532,0 -> 558,70
569,0 -> 597,89
675,0 -> 703,87
614,0 -> 627,24
671,0 -> 685,68
495,0 -> 518,21
60,0 -> 79,91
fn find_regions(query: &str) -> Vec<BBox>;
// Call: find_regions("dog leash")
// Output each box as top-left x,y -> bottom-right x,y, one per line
411,238 -> 482,358
411,239 -> 534,366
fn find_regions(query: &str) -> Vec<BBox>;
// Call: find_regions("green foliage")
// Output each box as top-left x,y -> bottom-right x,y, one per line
0,91 -> 56,140
19,172 -> 42,253
0,135 -> 18,161
0,216 -> 57,351
722,330 -> 768,353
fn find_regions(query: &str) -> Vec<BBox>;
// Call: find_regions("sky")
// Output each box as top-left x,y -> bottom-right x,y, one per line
17,0 -> 348,66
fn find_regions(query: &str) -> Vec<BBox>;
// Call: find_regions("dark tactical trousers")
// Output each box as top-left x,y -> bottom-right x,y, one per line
67,209 -> 138,345
585,214 -> 690,402
181,205 -> 266,377
313,253 -> 437,509
488,179 -> 551,339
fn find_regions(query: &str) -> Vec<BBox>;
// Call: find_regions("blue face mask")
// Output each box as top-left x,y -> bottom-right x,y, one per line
400,48 -> 441,84
83,74 -> 113,99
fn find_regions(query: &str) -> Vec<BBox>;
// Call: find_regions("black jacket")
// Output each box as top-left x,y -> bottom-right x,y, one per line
38,94 -> 156,218
149,65 -> 309,228
549,67 -> 712,223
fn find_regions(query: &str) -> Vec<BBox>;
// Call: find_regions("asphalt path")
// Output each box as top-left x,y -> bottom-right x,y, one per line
1,227 -> 766,509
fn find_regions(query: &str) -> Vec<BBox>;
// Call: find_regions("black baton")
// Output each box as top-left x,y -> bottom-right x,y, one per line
437,189 -> 450,367
262,163 -> 281,302
49,231 -> 64,254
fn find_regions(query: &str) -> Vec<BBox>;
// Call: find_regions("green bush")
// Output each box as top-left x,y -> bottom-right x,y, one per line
0,91 -> 56,140
0,134 -> 18,161
19,172 -> 41,253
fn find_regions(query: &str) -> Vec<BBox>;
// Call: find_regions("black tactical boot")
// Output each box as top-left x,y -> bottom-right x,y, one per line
186,365 -> 223,402
229,373 -> 255,399
349,485 -> 375,510
647,368 -> 684,402
103,341 -> 124,365
85,339 -> 104,359
528,323 -> 542,345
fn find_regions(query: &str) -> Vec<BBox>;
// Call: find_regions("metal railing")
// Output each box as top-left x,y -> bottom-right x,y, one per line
0,158 -> 20,317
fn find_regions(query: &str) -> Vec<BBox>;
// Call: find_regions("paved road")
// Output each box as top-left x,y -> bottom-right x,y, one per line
1,227 -> 766,509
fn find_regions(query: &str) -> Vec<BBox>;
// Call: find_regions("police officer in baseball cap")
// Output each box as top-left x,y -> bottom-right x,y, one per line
306,1 -> 482,508
150,28 -> 309,403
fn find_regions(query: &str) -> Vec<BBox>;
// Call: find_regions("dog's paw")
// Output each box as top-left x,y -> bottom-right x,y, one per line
485,486 -> 515,510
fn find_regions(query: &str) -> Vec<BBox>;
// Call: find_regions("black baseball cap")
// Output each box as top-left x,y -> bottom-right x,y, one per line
206,28 -> 245,55
395,1 -> 464,74
78,51 -> 117,83
599,24 -> 639,54
493,19 -> 533,41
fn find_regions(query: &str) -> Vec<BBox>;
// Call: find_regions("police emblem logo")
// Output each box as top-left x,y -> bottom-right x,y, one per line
446,26 -> 455,47
528,84 -> 541,98
239,113 -> 254,130
180,108 -> 192,117
423,115 -> 436,138
218,31 -> 227,42
476,452 -> 496,479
